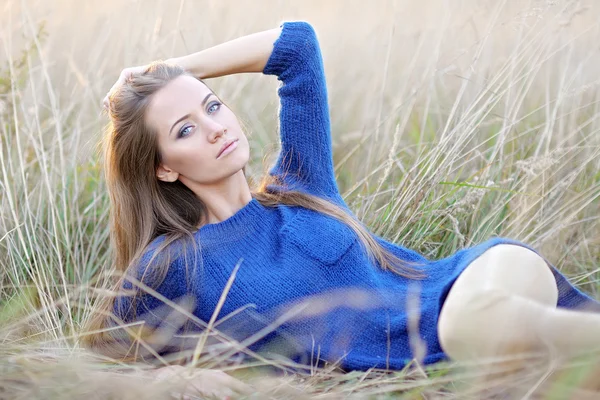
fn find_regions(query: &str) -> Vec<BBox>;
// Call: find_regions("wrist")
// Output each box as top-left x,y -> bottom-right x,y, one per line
165,56 -> 181,67
165,56 -> 203,79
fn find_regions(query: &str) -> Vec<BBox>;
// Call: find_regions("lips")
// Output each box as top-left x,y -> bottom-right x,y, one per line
216,138 -> 238,159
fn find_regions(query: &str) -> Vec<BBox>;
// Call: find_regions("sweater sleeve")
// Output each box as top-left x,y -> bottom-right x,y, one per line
112,243 -> 197,357
263,21 -> 343,204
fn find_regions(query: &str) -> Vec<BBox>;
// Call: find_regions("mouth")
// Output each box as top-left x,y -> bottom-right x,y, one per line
216,138 -> 239,159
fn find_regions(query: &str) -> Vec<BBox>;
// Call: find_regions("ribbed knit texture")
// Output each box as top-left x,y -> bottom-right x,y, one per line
115,21 -> 600,371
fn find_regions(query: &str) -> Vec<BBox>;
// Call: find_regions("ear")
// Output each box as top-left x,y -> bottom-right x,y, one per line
156,163 -> 179,182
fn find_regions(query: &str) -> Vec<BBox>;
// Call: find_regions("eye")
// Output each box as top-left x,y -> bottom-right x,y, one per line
178,125 -> 193,138
207,101 -> 221,115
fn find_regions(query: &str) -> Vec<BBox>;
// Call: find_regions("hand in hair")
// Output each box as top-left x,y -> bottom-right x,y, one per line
102,65 -> 148,111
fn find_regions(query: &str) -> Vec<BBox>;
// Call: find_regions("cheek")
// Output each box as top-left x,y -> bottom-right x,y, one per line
163,142 -> 215,171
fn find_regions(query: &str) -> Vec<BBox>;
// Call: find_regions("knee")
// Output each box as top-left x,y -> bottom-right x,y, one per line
437,244 -> 559,361
438,286 -> 546,362
485,244 -> 545,266
471,244 -> 558,306
438,287 -> 511,361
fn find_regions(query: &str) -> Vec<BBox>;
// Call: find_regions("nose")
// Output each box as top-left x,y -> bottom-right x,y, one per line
206,121 -> 226,143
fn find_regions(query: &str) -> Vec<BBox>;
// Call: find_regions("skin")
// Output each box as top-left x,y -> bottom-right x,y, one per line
145,75 -> 253,227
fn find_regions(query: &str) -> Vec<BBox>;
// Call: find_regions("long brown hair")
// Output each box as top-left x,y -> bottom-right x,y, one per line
81,61 -> 426,361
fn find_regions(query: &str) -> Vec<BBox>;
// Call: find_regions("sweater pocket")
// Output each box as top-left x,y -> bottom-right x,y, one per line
280,208 -> 358,265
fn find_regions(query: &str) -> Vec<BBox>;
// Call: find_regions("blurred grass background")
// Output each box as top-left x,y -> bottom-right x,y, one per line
1,0 -> 599,398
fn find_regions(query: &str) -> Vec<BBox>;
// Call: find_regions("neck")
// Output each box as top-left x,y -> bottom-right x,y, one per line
189,170 -> 253,227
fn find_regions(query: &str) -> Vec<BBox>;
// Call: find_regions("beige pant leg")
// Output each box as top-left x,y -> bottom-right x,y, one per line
438,244 -> 600,362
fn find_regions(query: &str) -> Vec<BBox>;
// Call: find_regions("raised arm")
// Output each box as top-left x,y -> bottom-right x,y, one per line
260,21 -> 342,203
167,21 -> 343,204
166,27 -> 282,78
105,25 -> 282,109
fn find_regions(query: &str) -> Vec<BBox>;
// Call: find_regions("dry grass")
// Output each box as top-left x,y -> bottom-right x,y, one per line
0,0 -> 599,398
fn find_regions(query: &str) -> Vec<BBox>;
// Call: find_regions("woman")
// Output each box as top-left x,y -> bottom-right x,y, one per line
84,20 -> 600,377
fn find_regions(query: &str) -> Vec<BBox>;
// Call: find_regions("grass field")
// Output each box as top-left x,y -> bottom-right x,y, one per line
1,0 -> 599,398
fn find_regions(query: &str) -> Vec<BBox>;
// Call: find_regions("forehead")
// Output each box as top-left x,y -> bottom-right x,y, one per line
146,75 -> 212,133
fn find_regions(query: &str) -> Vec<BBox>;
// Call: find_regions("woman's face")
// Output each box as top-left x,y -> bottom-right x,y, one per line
145,75 -> 250,189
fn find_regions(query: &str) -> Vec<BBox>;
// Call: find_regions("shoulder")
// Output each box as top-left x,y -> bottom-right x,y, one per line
114,235 -> 197,323
125,234 -> 198,291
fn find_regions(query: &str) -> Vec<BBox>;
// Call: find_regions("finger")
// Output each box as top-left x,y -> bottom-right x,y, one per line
187,372 -> 253,397
213,375 -> 255,395
187,381 -> 237,399
121,70 -> 134,82
228,379 -> 255,394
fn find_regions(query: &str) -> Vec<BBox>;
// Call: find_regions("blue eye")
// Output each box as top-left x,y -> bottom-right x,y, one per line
176,102 -> 222,138
207,101 -> 221,114
178,125 -> 193,138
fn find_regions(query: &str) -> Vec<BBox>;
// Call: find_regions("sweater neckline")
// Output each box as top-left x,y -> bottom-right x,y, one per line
193,197 -> 264,240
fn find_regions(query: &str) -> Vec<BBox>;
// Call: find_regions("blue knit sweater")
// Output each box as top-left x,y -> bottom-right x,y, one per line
114,21 -> 600,371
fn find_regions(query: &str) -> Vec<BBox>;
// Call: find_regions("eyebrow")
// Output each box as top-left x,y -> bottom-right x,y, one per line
169,92 -> 215,136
